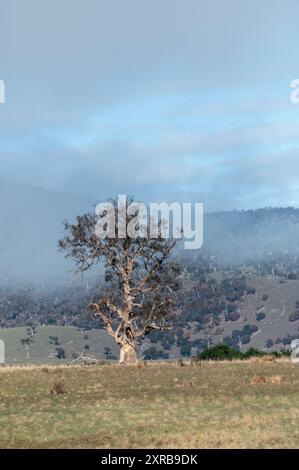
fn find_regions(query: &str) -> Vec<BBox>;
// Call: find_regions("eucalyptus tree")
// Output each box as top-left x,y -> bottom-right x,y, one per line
59,197 -> 182,364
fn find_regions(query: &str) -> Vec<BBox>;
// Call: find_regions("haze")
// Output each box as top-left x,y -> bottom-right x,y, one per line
0,0 -> 299,281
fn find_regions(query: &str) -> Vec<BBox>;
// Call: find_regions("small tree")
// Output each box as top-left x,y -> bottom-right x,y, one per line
103,346 -> 112,358
20,337 -> 34,359
59,197 -> 182,364
56,346 -> 66,359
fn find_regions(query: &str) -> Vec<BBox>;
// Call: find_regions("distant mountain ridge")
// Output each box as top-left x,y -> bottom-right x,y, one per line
1,176 -> 299,282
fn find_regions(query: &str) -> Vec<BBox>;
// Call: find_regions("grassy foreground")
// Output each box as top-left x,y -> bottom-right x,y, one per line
1,360 -> 299,448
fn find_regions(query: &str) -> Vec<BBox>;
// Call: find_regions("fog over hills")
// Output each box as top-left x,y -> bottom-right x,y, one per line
0,177 -> 91,283
204,207 -> 299,265
2,176 -> 299,355
1,176 -> 299,283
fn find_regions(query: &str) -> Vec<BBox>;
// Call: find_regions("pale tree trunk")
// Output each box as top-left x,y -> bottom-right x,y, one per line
119,340 -> 138,365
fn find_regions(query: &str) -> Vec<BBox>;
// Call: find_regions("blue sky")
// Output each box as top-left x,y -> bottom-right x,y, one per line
0,0 -> 299,211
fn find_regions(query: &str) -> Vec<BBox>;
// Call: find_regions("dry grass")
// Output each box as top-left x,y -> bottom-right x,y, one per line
0,360 -> 299,448
250,355 -> 277,363
250,375 -> 267,385
50,381 -> 66,395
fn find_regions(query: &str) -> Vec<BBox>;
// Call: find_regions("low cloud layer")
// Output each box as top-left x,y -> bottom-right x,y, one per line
0,0 -> 299,212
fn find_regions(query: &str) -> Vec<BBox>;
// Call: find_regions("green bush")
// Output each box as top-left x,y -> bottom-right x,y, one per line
199,344 -> 242,360
197,344 -> 290,361
242,347 -> 266,358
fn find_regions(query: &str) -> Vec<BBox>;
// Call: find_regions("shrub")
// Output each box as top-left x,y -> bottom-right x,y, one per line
288,273 -> 298,280
232,330 -> 241,339
227,311 -> 240,322
198,344 -> 285,361
243,324 -> 258,335
282,336 -> 291,345
289,311 -> 299,322
246,288 -> 256,295
262,294 -> 269,301
56,347 -> 65,359
256,312 -> 266,321
243,348 -> 265,358
50,381 -> 65,395
103,347 -> 112,358
199,344 -> 241,361
265,339 -> 274,349
241,334 -> 251,345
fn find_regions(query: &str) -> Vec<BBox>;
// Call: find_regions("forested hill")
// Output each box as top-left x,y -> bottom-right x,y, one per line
2,177 -> 299,358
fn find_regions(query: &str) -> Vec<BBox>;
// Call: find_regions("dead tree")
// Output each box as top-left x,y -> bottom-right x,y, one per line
59,197 -> 182,364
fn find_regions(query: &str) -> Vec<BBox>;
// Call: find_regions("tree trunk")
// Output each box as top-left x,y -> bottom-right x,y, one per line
119,341 -> 138,365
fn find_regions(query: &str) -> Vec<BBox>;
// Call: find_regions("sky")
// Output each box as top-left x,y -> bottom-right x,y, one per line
1,0 -> 299,211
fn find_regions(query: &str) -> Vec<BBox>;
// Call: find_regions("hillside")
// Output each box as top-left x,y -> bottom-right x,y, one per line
188,272 -> 299,353
0,326 -> 117,364
1,187 -> 299,361
1,271 -> 299,363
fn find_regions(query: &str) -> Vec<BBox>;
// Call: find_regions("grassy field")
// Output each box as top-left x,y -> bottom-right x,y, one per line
0,360 -> 299,448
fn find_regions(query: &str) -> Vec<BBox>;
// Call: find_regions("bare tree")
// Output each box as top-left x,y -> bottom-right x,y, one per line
59,197 -> 182,364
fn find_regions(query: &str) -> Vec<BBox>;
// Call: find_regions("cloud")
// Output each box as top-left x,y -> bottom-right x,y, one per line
0,0 -> 299,211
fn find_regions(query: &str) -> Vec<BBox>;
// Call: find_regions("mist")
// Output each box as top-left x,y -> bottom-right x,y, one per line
1,175 -> 299,284
0,176 -> 92,284
1,1 -> 299,282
